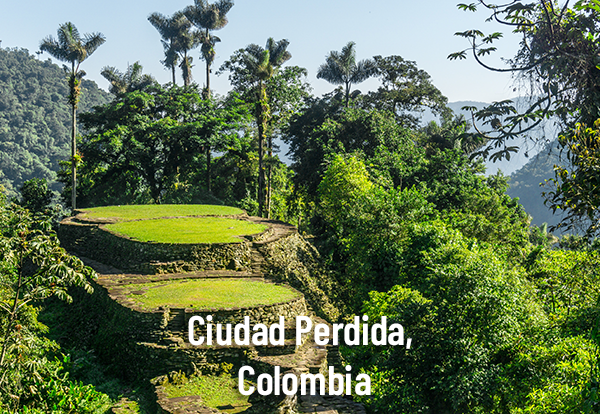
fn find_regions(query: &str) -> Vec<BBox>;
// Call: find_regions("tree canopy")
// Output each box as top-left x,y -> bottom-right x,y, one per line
0,47 -> 110,199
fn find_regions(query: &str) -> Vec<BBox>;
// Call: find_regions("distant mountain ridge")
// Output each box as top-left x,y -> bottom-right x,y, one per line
0,47 -> 111,197
506,139 -> 571,229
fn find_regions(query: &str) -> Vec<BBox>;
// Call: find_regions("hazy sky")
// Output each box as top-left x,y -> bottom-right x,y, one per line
0,0 -> 522,103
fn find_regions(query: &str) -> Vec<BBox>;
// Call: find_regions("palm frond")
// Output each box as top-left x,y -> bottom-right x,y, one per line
350,59 -> 376,84
216,0 -> 234,16
39,37 -> 69,62
316,59 -> 345,85
40,22 -> 104,66
83,32 -> 106,57
266,38 -> 291,67
57,22 -> 80,49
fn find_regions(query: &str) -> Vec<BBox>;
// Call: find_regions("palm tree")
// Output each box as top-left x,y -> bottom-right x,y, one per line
184,0 -> 234,98
148,11 -> 200,86
101,62 -> 156,96
40,22 -> 105,210
240,38 -> 291,217
317,41 -> 375,107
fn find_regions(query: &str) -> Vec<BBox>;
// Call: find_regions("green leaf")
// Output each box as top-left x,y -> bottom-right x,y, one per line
448,51 -> 468,60
457,3 -> 478,11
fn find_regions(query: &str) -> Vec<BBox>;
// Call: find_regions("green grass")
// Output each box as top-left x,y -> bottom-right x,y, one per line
104,217 -> 266,244
80,204 -> 243,221
127,279 -> 299,310
163,374 -> 252,414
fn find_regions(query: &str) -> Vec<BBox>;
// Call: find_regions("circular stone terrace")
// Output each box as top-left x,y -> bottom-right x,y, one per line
76,204 -> 266,244
59,204 -> 303,318
60,204 -> 296,274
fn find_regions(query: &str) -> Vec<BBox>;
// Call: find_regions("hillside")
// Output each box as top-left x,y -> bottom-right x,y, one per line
0,47 -> 111,197
507,139 -> 570,229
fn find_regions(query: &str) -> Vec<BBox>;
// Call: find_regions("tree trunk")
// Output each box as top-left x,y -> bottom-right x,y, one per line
345,81 -> 351,107
206,146 -> 211,193
183,52 -> 190,87
205,29 -> 211,99
205,60 -> 211,99
71,102 -> 77,210
71,63 -> 77,210
266,135 -> 273,219
257,83 -> 267,218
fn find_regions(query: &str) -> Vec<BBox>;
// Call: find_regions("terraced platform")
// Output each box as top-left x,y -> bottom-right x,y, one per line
58,205 -> 365,414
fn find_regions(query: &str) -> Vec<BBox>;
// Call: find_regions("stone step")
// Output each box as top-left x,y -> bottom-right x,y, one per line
255,338 -> 301,356
250,319 -> 329,375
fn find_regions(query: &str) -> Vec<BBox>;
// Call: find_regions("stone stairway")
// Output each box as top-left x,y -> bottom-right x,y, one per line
250,243 -> 265,275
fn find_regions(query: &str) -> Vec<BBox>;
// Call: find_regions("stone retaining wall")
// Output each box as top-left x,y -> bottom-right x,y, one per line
66,274 -> 310,380
58,218 -> 252,273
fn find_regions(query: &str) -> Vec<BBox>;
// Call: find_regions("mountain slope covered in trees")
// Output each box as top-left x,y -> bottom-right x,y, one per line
507,139 -> 570,229
0,47 -> 111,197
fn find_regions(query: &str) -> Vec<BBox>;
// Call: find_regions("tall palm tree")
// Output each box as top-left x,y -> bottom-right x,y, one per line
101,62 -> 156,96
40,22 -> 105,210
241,38 -> 291,217
317,41 -> 375,107
148,11 -> 200,86
184,0 -> 234,98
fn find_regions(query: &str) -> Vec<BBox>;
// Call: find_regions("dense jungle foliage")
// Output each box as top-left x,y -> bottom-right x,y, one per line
3,0 -> 600,412
0,48 -> 111,198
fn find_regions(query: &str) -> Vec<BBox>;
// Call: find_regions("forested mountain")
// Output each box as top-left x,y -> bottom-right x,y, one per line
507,139 -> 572,229
0,47 -> 111,197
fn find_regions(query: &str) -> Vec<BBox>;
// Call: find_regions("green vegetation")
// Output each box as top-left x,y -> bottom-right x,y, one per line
127,279 -> 299,309
163,374 -> 251,413
316,41 -> 374,107
73,83 -> 249,206
219,38 -> 292,217
80,204 -> 243,221
105,217 -> 265,244
0,198 -> 112,413
3,1 -> 600,412
545,121 -> 600,236
0,48 -> 110,198
184,0 -> 234,99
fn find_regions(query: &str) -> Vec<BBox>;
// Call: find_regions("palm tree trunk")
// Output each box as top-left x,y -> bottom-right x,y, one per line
205,61 -> 211,99
266,135 -> 273,219
71,101 -> 77,210
183,52 -> 190,87
257,83 -> 267,217
206,146 -> 211,193
205,29 -> 211,99
70,61 -> 77,210
258,128 -> 265,217
345,81 -> 351,107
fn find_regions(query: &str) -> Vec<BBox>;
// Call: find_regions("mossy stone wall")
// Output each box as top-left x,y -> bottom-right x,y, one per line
63,274 -> 308,380
58,219 -> 252,273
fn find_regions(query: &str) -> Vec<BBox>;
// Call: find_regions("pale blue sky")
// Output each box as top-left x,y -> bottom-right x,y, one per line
1,0 -> 521,103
